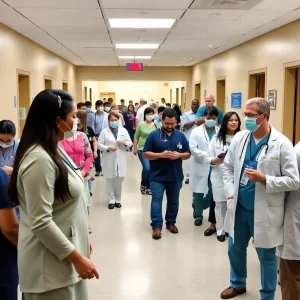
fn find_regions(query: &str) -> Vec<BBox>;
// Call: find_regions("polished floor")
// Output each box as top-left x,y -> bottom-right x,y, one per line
88,155 -> 281,300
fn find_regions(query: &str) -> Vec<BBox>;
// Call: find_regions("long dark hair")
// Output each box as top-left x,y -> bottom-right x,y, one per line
127,104 -> 134,112
172,104 -> 182,117
8,89 -> 74,204
144,107 -> 154,121
0,120 -> 16,136
217,112 -> 241,145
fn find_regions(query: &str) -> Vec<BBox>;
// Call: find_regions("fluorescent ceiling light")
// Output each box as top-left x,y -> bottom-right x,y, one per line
109,18 -> 175,29
115,44 -> 159,49
119,56 -> 151,59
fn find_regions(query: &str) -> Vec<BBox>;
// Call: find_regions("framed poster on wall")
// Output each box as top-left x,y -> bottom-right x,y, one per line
231,92 -> 242,109
268,90 -> 277,110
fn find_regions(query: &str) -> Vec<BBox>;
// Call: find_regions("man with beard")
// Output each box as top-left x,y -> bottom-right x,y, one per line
143,109 -> 191,240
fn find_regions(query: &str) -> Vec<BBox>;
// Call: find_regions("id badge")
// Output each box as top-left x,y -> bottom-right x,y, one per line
240,161 -> 257,187
177,143 -> 182,150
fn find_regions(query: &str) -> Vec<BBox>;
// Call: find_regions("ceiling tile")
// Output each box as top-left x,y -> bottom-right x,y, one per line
252,0 -> 300,10
101,0 -> 192,10
190,0 -> 263,10
5,0 -> 99,9
183,9 -> 247,20
30,17 -> 105,27
238,9 -> 291,22
42,25 -> 107,34
104,8 -> 184,19
17,8 -> 103,19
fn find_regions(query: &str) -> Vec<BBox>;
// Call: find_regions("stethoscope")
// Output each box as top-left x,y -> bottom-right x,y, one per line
239,128 -> 272,160
160,128 -> 168,143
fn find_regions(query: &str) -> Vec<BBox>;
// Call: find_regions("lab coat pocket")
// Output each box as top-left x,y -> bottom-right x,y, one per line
267,205 -> 284,228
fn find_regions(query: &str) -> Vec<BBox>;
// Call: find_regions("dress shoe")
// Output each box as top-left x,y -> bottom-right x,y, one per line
204,227 -> 216,236
152,229 -> 161,240
108,204 -> 115,209
225,232 -> 229,237
221,287 -> 246,299
194,220 -> 202,226
166,224 -> 178,234
217,235 -> 226,242
185,178 -> 189,184
114,203 -> 122,208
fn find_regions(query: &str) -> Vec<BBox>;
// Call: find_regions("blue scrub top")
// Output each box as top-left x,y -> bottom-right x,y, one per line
143,129 -> 190,182
0,168 -> 17,253
196,105 -> 224,125
238,134 -> 270,211
0,140 -> 19,168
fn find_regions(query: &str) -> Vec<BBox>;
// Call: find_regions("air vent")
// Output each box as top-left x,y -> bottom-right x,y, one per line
190,0 -> 263,10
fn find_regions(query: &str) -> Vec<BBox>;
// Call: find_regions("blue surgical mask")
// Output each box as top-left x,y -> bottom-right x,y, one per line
0,142 -> 14,149
205,119 -> 216,128
86,108 -> 91,113
244,116 -> 260,132
110,121 -> 119,129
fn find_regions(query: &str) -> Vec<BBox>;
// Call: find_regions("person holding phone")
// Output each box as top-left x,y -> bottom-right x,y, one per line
98,112 -> 133,209
207,112 -> 241,242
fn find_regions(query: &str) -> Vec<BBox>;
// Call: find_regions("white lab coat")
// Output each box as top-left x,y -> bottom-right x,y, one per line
98,127 -> 133,178
189,124 -> 219,194
207,135 -> 228,202
102,112 -> 125,129
277,142 -> 300,260
223,127 -> 300,248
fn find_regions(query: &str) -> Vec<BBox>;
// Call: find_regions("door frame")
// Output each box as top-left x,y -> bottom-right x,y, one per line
44,75 -> 52,89
216,76 -> 226,112
194,81 -> 201,101
62,80 -> 68,91
248,67 -> 267,99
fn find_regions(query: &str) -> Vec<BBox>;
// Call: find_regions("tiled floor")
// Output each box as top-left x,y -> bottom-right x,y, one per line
87,154 -> 281,300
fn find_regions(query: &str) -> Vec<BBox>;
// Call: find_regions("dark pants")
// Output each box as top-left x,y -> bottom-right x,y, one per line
150,181 -> 182,230
138,150 -> 150,188
94,135 -> 102,173
127,129 -> 135,150
0,248 -> 25,300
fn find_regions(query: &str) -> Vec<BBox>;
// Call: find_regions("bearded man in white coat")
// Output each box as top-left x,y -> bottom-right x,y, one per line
220,98 -> 300,300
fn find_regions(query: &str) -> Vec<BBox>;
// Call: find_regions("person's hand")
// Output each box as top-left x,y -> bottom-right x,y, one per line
244,169 -> 266,183
212,157 -> 224,165
107,146 -> 117,152
133,149 -> 138,156
93,151 -> 98,159
117,140 -> 126,146
72,255 -> 99,280
169,152 -> 181,160
161,150 -> 172,159
228,196 -> 233,200
81,170 -> 87,178
2,166 -> 13,175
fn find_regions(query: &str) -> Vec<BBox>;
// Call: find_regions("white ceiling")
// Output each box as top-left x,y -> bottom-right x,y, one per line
0,0 -> 300,67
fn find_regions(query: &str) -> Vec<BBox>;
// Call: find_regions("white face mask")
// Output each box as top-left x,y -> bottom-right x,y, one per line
0,142 -> 14,149
62,118 -> 78,140
97,106 -> 104,112
105,107 -> 111,112
146,115 -> 154,122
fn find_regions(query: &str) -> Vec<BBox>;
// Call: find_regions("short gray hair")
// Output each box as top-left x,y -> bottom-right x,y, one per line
140,98 -> 147,104
246,97 -> 270,118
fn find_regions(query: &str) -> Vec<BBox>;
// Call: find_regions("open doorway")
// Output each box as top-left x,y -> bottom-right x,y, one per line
181,87 -> 186,110
169,89 -> 172,103
100,92 -> 115,103
216,78 -> 226,113
194,82 -> 201,101
283,66 -> 300,144
89,88 -> 92,102
176,88 -> 179,105
249,69 -> 266,99
84,87 -> 88,101
62,81 -> 68,91
17,71 -> 30,135
44,77 -> 52,89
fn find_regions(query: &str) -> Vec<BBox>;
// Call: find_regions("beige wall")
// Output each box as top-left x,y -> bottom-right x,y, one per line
76,66 -> 193,111
192,19 -> 300,133
0,23 -> 76,136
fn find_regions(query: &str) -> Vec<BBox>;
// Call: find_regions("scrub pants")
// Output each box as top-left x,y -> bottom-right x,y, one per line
215,201 -> 227,236
150,181 -> 182,230
228,204 -> 277,300
192,177 -> 213,221
138,150 -> 150,188
94,135 -> 102,173
106,177 -> 124,204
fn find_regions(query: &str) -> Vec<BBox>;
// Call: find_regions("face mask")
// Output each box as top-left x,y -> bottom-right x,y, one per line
244,116 -> 261,132
110,121 -> 119,129
205,119 -> 216,128
97,106 -> 104,112
166,105 -> 171,109
146,115 -> 154,121
61,118 -> 77,140
105,107 -> 111,112
86,108 -> 91,113
0,142 -> 14,149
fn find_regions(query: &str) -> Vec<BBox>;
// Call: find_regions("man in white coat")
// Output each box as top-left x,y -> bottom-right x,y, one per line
221,98 -> 300,300
277,142 -> 300,300
189,106 -> 221,235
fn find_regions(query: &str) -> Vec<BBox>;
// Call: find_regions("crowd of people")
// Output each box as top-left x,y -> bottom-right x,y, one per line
0,90 -> 299,300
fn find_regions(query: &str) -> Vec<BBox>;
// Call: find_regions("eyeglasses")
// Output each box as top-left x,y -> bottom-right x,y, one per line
242,113 -> 261,118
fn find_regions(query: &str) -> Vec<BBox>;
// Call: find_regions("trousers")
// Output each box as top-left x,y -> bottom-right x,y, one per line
215,201 -> 227,235
279,258 -> 300,300
228,204 -> 277,300
106,177 -> 124,204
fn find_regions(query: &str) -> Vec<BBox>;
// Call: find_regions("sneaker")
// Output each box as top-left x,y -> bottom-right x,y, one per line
145,189 -> 152,195
140,185 -> 146,195
115,203 -> 122,208
108,204 -> 115,209
95,172 -> 100,177
185,178 -> 189,184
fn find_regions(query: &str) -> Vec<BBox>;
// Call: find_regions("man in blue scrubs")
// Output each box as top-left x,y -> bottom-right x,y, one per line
143,109 -> 191,240
195,94 -> 223,126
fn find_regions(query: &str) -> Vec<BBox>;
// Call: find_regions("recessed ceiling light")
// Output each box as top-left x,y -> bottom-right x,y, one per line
115,44 -> 159,49
109,18 -> 175,29
208,44 -> 214,47
118,56 -> 151,59
184,58 -> 187,59
209,13 -> 220,17
72,43 -> 77,46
